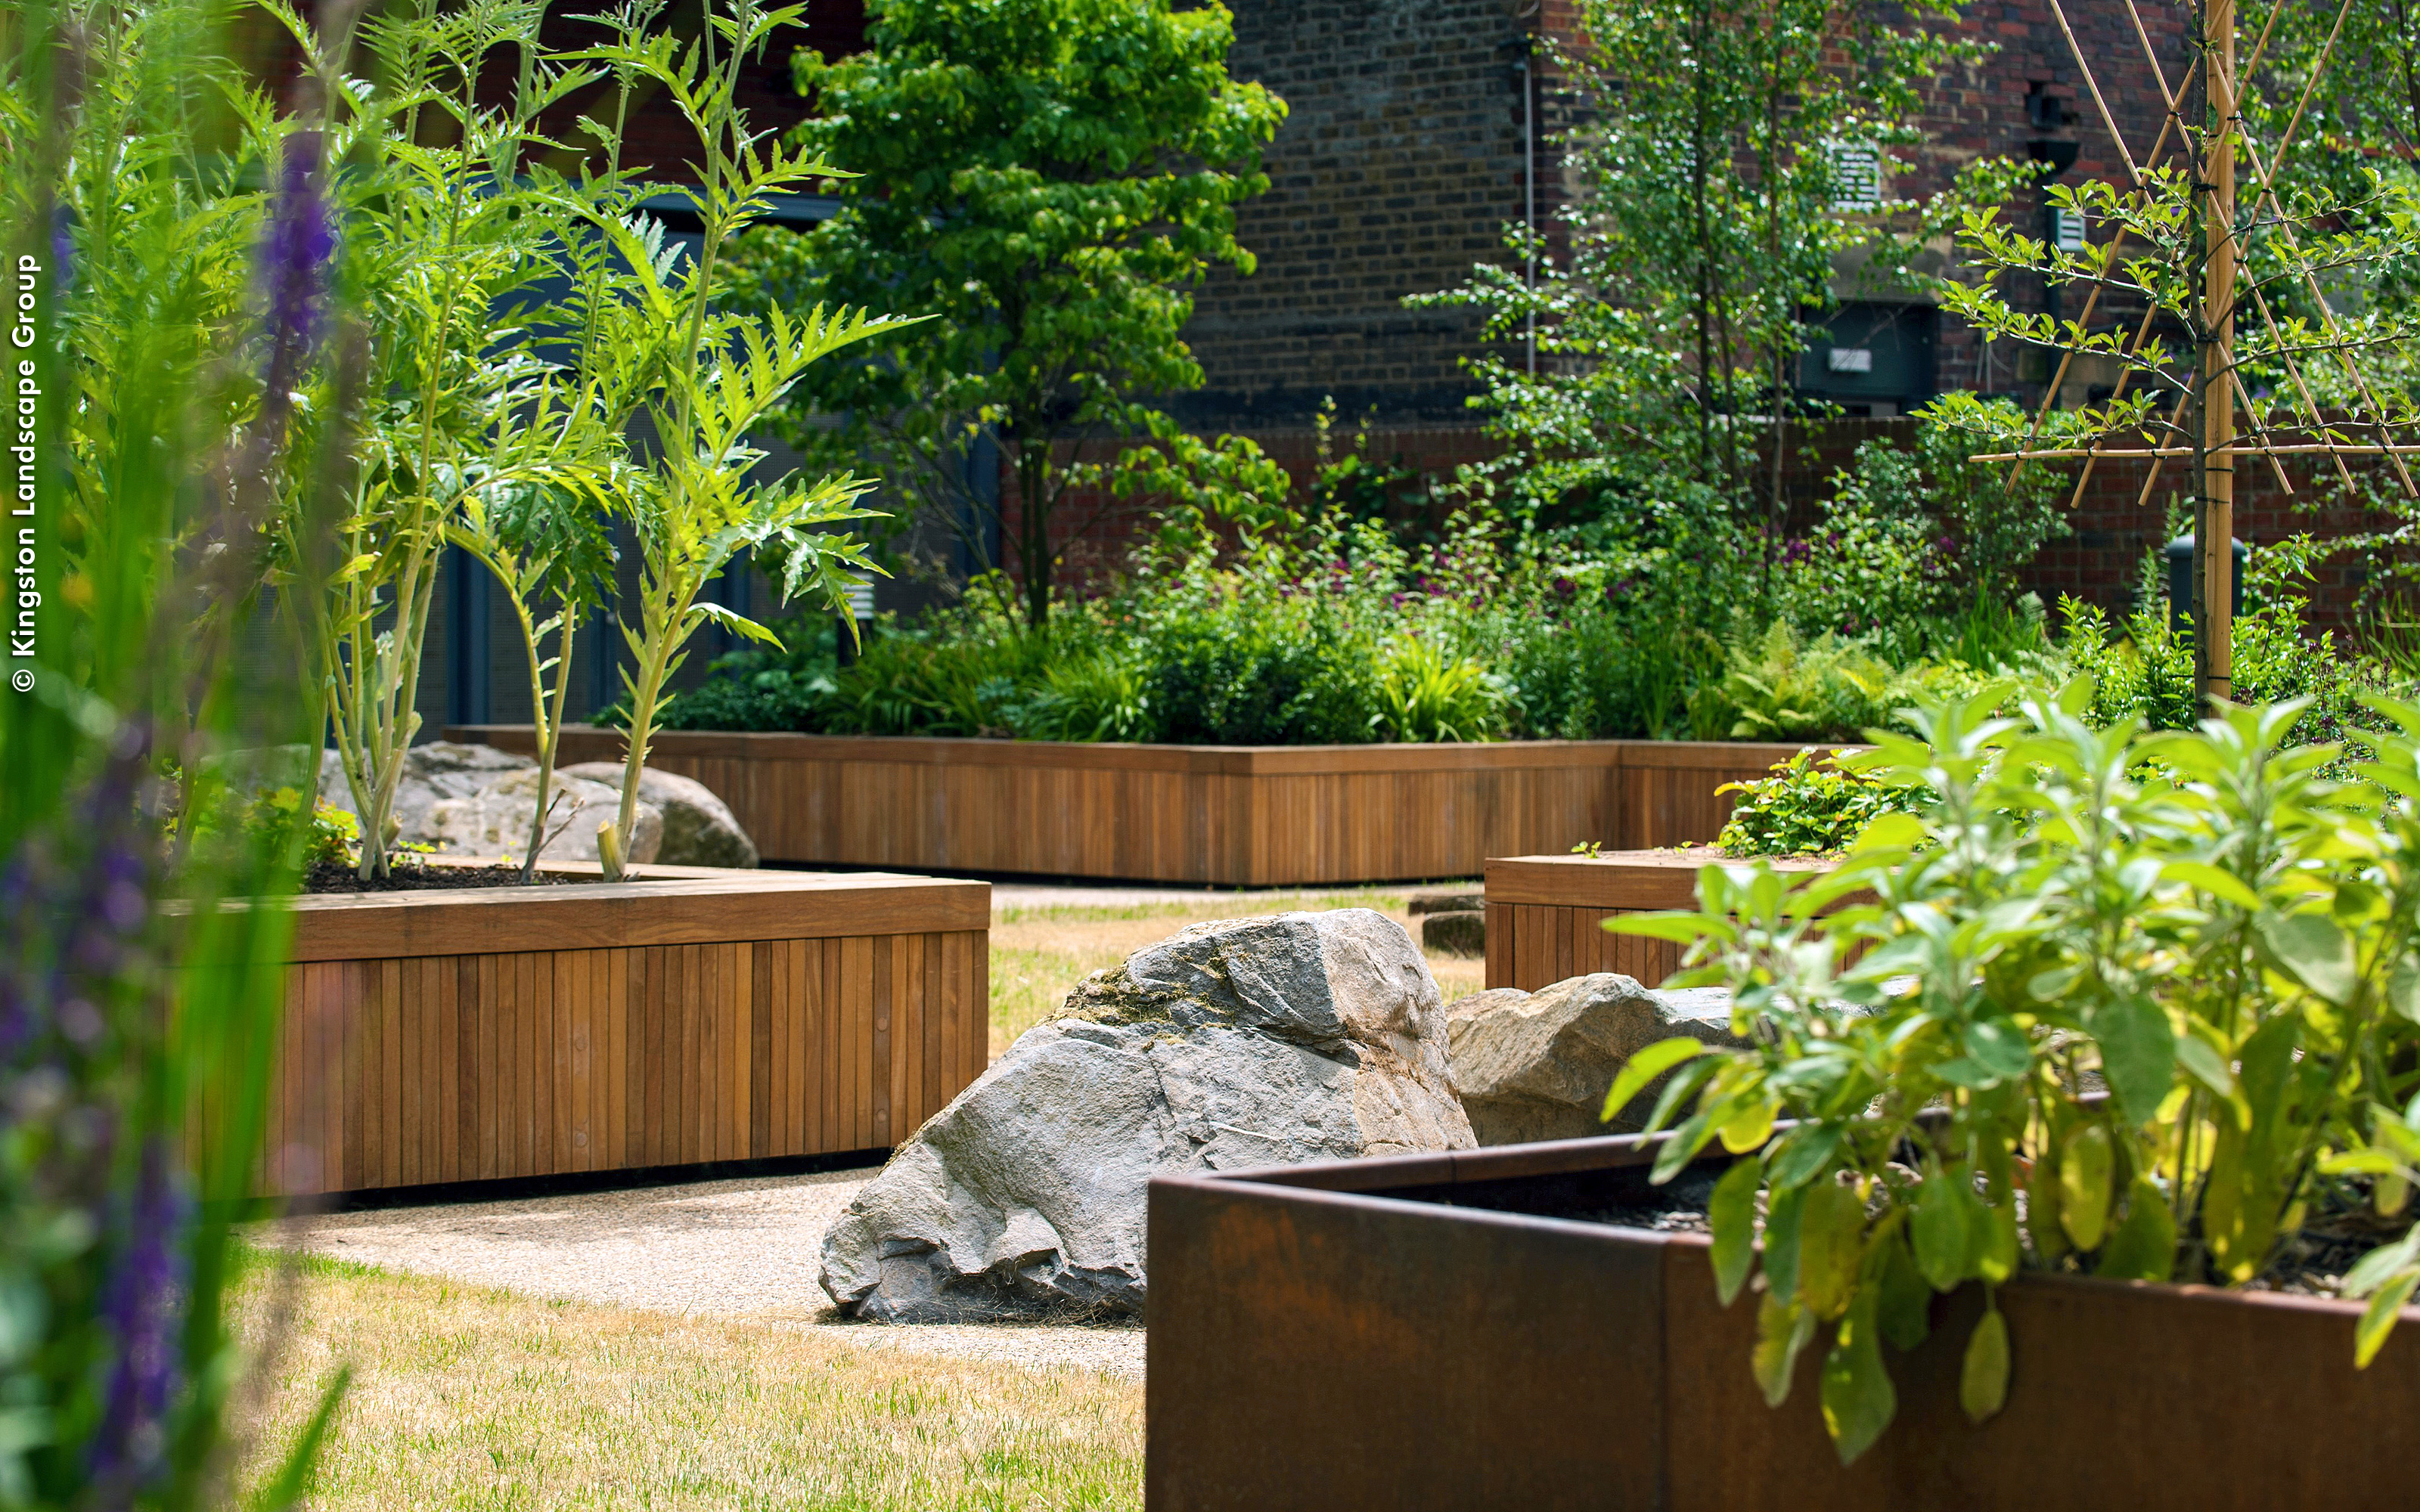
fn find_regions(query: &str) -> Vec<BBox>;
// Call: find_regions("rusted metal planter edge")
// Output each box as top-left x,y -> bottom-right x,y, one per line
1146,1132 -> 2420,1512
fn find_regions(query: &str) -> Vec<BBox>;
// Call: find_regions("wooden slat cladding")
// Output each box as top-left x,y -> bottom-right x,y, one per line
236,874 -> 987,1198
1485,851 -> 1843,993
454,726 -> 1841,886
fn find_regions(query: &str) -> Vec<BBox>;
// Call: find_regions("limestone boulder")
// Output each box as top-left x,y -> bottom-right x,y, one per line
423,768 -> 663,865
318,741 -> 535,847
560,763 -> 757,869
1446,973 -> 1745,1145
819,909 -> 1474,1323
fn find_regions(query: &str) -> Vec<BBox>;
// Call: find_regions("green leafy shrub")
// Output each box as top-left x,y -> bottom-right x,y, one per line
1609,687 -> 2420,1463
1691,621 -> 1986,742
1373,639 -> 1509,743
1713,749 -> 1931,857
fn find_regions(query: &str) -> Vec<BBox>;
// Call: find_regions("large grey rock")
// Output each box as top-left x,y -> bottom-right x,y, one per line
820,909 -> 1475,1323
1447,973 -> 1745,1145
318,741 -> 536,846
423,768 -> 663,865
560,763 -> 757,869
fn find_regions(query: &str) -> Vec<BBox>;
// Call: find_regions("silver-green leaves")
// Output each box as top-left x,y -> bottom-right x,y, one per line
1599,686 -> 2420,1460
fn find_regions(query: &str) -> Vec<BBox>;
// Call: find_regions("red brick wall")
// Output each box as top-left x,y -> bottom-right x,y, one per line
1001,417 -> 2391,632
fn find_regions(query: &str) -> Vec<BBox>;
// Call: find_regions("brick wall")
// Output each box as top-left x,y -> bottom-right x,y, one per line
1172,0 -> 1553,431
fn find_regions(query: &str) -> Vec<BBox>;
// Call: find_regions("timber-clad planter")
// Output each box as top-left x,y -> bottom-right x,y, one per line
242,862 -> 988,1196
449,724 -> 1829,886
1485,849 -> 1839,990
1146,1133 -> 2420,1512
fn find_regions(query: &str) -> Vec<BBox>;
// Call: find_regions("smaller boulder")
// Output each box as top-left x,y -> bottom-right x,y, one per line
1447,973 -> 1745,1145
1407,891 -> 1485,916
424,769 -> 663,865
560,763 -> 757,869
1445,987 -> 1530,1022
1420,909 -> 1486,958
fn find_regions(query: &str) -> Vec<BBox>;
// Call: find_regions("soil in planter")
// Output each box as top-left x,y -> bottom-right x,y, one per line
1427,1157 -> 2406,1301
301,860 -> 587,894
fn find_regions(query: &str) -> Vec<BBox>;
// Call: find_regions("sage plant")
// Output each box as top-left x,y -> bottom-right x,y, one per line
1613,686 -> 2420,1461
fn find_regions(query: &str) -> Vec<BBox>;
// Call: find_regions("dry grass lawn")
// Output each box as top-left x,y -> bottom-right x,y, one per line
226,891 -> 1478,1509
988,890 -> 1487,1058
233,1252 -> 1143,1511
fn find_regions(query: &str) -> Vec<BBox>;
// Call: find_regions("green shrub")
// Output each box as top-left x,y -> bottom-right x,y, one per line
1610,687 -> 2420,1463
1713,749 -> 1931,857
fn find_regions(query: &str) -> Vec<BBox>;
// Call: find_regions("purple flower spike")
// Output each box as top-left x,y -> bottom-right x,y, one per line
86,1137 -> 191,1498
259,139 -> 334,404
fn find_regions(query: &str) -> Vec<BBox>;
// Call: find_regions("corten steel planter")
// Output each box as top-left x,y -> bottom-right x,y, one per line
1485,849 -> 1842,991
1148,1134 -> 2420,1512
216,861 -> 988,1197
451,723 -> 1835,886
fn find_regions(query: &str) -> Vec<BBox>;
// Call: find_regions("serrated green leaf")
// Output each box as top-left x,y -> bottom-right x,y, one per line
1959,1304 -> 2010,1424
1708,1158 -> 1762,1307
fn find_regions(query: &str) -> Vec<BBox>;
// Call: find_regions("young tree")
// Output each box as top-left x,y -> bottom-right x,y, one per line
1417,0 -> 1980,578
737,0 -> 1286,629
569,0 -> 923,877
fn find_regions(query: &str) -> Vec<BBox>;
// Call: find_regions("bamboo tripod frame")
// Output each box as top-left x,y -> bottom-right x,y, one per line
1985,0 -> 2419,701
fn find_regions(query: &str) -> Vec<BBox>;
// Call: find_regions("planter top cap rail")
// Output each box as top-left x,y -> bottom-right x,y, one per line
1485,847 -> 1837,909
216,860 -> 988,962
451,723 -> 1851,776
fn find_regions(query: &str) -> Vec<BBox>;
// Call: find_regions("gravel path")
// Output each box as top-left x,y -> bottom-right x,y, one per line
264,1167 -> 1146,1380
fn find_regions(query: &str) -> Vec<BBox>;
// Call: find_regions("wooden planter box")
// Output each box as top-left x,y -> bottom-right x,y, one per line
1485,849 -> 1839,991
450,725 -> 1829,887
249,863 -> 988,1196
1147,1134 -> 2420,1510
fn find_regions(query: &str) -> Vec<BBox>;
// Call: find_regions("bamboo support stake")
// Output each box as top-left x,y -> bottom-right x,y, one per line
2199,0 -> 2238,702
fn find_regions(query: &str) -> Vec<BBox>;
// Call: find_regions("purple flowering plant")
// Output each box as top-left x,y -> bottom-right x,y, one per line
2,0 -> 351,1505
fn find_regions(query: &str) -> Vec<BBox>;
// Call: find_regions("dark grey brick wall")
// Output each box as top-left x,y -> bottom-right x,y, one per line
1177,0 -> 1544,430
